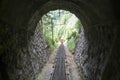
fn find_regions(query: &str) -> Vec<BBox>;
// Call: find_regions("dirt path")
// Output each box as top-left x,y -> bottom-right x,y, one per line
36,45 -> 80,80
65,46 -> 81,80
35,47 -> 58,80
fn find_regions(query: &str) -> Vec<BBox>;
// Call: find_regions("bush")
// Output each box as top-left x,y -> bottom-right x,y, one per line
45,36 -> 54,52
67,38 -> 75,52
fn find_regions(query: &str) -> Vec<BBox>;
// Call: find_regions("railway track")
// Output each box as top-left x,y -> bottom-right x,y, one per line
51,44 -> 67,80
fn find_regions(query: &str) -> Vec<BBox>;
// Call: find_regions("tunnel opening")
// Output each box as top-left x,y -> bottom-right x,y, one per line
37,9 -> 82,53
13,1 -> 89,80
34,9 -> 83,80
26,1 -> 118,79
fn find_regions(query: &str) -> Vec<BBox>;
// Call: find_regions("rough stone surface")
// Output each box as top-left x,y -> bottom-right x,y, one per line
16,26 -> 49,80
75,24 -> 118,80
0,23 -> 49,80
75,27 -> 89,80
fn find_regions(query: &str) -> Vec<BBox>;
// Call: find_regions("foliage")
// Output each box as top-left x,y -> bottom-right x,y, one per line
67,38 -> 75,53
39,10 -> 82,52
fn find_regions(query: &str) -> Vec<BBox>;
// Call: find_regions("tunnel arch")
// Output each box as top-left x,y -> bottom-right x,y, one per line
26,1 -> 116,80
27,0 -> 101,39
15,1 -> 117,80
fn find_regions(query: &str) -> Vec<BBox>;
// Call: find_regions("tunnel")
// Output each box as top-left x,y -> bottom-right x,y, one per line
0,0 -> 120,80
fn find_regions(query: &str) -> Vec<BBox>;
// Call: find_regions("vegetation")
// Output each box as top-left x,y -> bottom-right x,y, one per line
38,10 -> 82,52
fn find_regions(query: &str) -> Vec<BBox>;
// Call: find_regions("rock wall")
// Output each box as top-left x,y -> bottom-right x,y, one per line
15,26 -> 49,80
101,24 -> 120,80
75,24 -> 117,80
0,21 -> 49,80
75,27 -> 89,80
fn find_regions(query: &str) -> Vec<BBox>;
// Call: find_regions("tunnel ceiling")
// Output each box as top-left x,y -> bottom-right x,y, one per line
0,0 -> 116,27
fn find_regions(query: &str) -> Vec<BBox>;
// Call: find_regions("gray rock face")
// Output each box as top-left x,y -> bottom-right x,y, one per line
0,20 -> 33,80
74,25 -> 117,80
75,27 -> 89,80
17,26 -> 50,80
